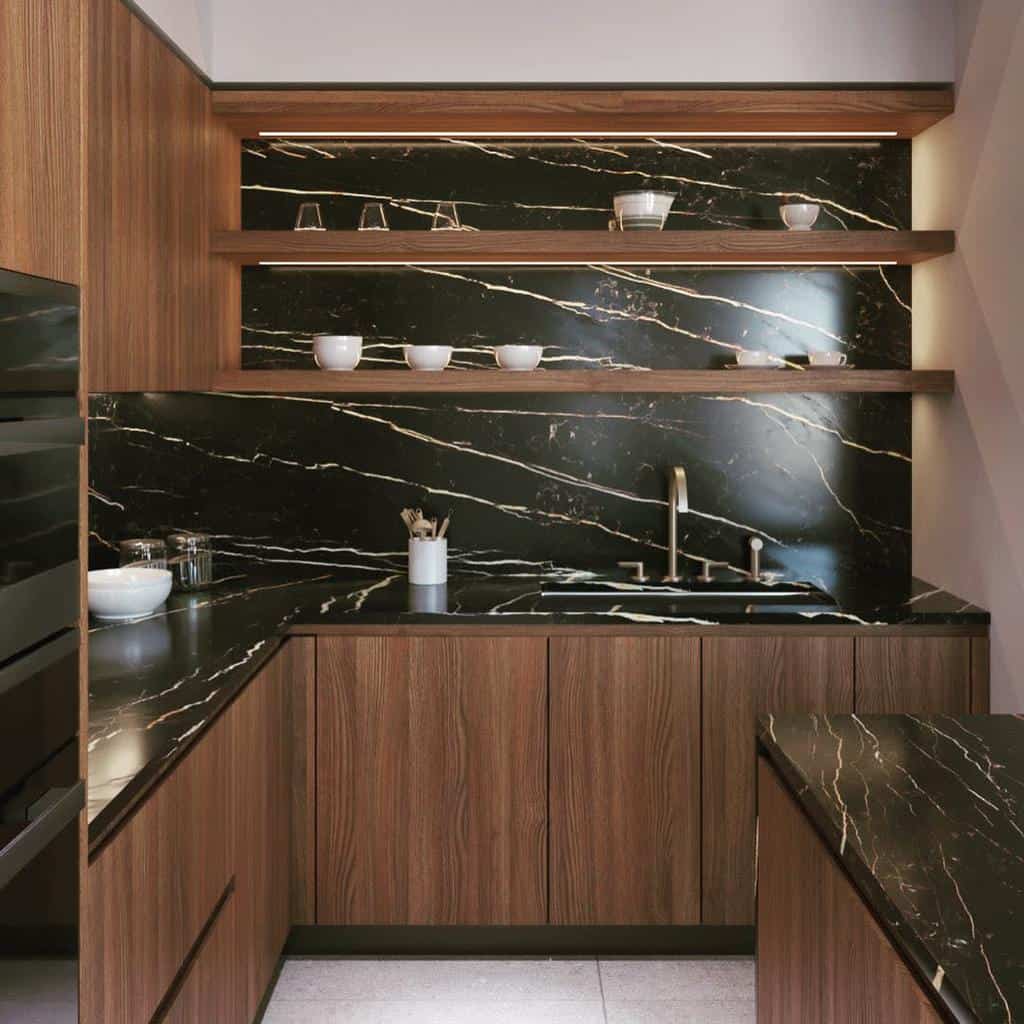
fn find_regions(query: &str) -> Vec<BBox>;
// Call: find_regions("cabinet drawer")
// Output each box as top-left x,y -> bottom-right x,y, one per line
83,712 -> 232,1024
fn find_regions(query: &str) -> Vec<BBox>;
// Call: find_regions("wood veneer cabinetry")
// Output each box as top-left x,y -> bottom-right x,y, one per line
84,0 -> 224,390
0,0 -> 81,284
702,636 -> 855,924
549,637 -> 701,925
855,636 -> 972,713
316,636 -> 548,925
757,756 -> 942,1023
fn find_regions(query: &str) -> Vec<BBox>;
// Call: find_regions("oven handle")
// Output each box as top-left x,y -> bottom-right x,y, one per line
0,629 -> 79,699
0,781 -> 84,892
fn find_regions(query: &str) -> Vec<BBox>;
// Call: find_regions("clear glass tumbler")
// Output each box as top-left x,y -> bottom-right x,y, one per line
294,202 -> 326,230
358,202 -> 390,230
119,538 -> 167,570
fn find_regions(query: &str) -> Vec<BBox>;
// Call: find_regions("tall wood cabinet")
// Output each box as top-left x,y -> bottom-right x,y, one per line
316,636 -> 548,925
549,637 -> 701,925
0,0 -> 81,284
702,636 -> 855,924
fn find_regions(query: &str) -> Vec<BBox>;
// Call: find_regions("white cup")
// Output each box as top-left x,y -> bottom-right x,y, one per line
735,349 -> 784,368
404,345 -> 453,371
408,538 -> 448,585
313,335 -> 362,370
779,203 -> 821,231
808,350 -> 848,367
494,344 -> 543,371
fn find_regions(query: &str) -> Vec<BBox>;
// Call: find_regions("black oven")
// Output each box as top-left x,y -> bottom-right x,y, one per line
0,267 -> 82,1022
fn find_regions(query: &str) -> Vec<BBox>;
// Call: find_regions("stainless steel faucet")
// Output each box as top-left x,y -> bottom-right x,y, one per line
664,465 -> 688,582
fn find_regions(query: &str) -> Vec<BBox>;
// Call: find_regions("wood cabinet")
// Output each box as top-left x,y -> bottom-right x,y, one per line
84,642 -> 301,1023
316,636 -> 547,925
83,709 -> 233,1023
757,756 -> 942,1023
230,643 -> 294,1020
0,0 -> 81,284
84,0 -> 224,390
549,637 -> 701,925
855,636 -> 972,713
702,636 -> 855,925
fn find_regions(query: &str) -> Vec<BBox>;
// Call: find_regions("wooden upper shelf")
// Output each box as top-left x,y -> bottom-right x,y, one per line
210,87 -> 953,138
213,369 -> 954,395
212,230 -> 955,266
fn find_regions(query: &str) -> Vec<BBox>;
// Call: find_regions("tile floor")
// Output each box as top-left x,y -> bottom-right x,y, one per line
262,956 -> 755,1023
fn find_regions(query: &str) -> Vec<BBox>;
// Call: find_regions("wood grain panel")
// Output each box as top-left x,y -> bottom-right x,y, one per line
702,637 -> 854,925
214,368 -> 953,395
84,0 -> 218,390
549,637 -> 701,925
230,646 -> 292,1018
211,228 -> 955,265
211,88 -> 953,137
158,888 -> 243,1024
0,0 -> 81,284
316,636 -> 547,925
282,636 -> 317,924
856,637 -> 971,713
971,637 -> 991,713
757,757 -> 943,1023
83,711 -> 232,1024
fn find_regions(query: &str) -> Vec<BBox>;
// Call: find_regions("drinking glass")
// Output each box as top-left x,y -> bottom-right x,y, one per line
119,538 -> 167,570
358,202 -> 389,230
294,202 -> 325,231
430,202 -> 462,231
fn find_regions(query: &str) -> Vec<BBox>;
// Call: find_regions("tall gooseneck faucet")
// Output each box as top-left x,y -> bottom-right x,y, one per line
664,465 -> 688,582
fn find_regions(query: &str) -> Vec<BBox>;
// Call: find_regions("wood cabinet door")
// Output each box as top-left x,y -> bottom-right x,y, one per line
0,0 -> 80,283
83,712 -> 232,1024
856,637 -> 971,713
230,643 -> 294,1019
702,637 -> 854,925
549,637 -> 701,925
317,636 -> 547,925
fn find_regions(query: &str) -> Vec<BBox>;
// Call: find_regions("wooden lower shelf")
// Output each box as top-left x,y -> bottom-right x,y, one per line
213,369 -> 954,394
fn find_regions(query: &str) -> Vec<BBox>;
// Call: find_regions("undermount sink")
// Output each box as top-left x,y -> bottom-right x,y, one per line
540,579 -> 836,605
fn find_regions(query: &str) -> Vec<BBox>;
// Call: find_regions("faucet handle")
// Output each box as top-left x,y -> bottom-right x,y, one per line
695,558 -> 730,584
617,560 -> 650,583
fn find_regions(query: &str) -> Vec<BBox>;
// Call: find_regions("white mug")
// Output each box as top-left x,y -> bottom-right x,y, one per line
808,350 -> 848,367
736,349 -> 784,368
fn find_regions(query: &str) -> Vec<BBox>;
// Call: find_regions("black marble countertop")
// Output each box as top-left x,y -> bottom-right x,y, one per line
88,572 -> 986,851
759,714 -> 1024,1024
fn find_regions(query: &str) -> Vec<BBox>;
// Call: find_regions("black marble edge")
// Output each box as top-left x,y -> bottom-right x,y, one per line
87,633 -> 288,856
757,724 -> 975,1024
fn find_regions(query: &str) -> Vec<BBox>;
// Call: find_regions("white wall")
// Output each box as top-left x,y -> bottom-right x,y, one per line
203,0 -> 952,83
913,0 -> 1024,711
129,0 -> 212,75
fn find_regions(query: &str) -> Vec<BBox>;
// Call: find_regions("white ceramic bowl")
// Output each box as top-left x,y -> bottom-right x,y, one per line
735,349 -> 785,368
404,345 -> 452,371
494,344 -> 543,371
313,334 -> 362,371
613,190 -> 676,230
779,203 -> 820,231
88,568 -> 173,620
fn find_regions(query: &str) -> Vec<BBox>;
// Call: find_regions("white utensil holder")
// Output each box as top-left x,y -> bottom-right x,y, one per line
408,537 -> 447,585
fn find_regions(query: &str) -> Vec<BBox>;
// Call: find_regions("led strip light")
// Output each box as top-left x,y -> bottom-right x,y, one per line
258,130 -> 899,139
258,260 -> 900,267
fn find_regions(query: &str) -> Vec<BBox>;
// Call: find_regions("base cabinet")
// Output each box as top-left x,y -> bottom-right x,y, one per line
84,640 -> 304,1024
757,756 -> 943,1023
702,637 -> 855,924
549,637 -> 701,925
316,636 -> 548,925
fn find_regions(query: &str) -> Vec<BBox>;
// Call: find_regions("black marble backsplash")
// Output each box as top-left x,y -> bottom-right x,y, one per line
89,138 -> 913,593
89,390 -> 910,592
242,138 -> 909,232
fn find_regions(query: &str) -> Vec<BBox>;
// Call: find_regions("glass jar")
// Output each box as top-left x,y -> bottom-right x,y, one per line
167,532 -> 213,592
119,538 -> 167,569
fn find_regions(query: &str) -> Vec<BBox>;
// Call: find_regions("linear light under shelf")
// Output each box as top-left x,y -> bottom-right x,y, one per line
257,130 -> 900,139
257,260 -> 899,268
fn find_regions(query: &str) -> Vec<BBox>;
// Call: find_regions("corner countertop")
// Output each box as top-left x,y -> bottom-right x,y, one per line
88,572 -> 987,852
759,714 -> 1024,1024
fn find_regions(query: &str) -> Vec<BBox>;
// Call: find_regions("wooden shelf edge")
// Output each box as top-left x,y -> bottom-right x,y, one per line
210,87 -> 954,138
211,230 -> 955,266
212,369 -> 954,395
